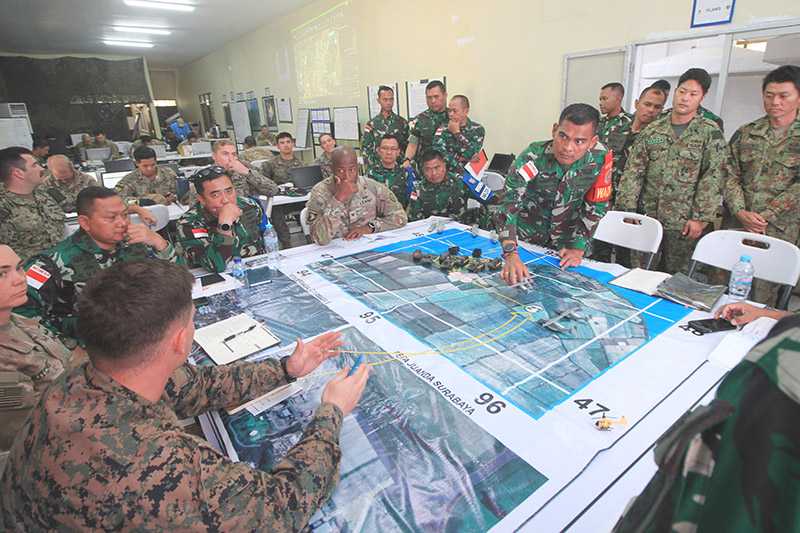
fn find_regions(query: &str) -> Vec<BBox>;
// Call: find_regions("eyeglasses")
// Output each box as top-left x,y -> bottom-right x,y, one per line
192,165 -> 226,181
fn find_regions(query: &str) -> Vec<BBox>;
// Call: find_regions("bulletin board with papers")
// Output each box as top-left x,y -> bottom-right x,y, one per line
332,106 -> 360,141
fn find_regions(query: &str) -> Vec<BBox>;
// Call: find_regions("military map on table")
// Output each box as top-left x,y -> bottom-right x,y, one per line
196,222 -> 713,532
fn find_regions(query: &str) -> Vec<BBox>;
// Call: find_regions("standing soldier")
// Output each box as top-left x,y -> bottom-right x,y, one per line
432,95 -> 485,176
497,104 -> 613,285
362,85 -> 408,173
256,125 -> 277,146
723,65 -> 800,304
403,80 -> 448,169
43,154 -> 98,213
617,68 -> 728,274
598,82 -> 633,153
407,150 -> 475,223
367,134 -> 408,207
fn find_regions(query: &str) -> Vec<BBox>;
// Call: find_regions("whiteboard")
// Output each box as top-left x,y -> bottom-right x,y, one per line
367,83 -> 400,118
405,77 -> 445,119
277,98 -> 293,123
0,118 -> 33,150
294,108 -> 311,149
333,106 -> 360,141
230,101 -> 252,144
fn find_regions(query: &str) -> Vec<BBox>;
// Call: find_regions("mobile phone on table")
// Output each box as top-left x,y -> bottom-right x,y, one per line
687,318 -> 737,334
200,273 -> 225,287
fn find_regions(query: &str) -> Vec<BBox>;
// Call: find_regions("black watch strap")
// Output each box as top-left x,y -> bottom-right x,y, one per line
280,356 -> 297,383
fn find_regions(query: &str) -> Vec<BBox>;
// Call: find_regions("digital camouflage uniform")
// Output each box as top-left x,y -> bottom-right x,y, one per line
0,359 -> 343,531
723,114 -> 800,305
256,131 -> 277,146
261,155 -> 304,248
227,162 -> 280,198
14,230 -> 177,341
0,189 -> 65,263
239,146 -> 274,164
407,171 -> 473,223
616,114 -> 727,274
42,170 -> 98,213
176,196 -> 265,272
88,139 -> 120,159
314,151 -> 334,180
432,118 -> 486,176
0,314 -> 75,451
114,166 -> 180,205
408,109 -> 448,166
306,176 -> 408,245
662,105 -> 724,132
496,140 -> 613,252
362,111 -> 409,172
613,314 -> 800,533
367,164 -> 408,207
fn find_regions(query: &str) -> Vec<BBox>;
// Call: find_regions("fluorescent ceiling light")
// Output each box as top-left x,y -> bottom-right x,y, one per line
103,39 -> 155,48
113,25 -> 171,35
123,0 -> 195,12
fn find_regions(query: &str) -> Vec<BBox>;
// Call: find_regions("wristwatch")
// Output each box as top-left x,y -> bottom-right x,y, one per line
218,222 -> 232,232
367,221 -> 377,233
280,355 -> 297,383
501,240 -> 518,257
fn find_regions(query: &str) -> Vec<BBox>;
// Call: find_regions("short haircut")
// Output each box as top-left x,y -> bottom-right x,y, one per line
276,131 -> 293,142
652,79 -> 672,93
243,135 -> 256,148
133,146 -> 156,162
762,65 -> 800,94
138,134 -> 152,143
92,129 -> 105,136
0,146 -> 32,183
559,103 -> 601,134
47,154 -> 71,166
601,82 -> 625,97
425,80 -> 446,93
191,165 -> 230,194
639,86 -> 666,100
76,186 -> 119,216
421,149 -> 445,165
33,139 -> 50,149
260,124 -> 268,130
451,94 -> 470,109
212,139 -> 234,152
377,85 -> 394,97
678,68 -> 712,94
78,260 -> 194,366
379,133 -> 400,146
331,146 -> 357,170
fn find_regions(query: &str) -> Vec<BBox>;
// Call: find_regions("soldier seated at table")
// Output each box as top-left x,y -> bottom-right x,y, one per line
176,166 -> 267,273
88,130 -> 120,159
115,146 -> 183,206
366,134 -> 408,207
306,147 -> 407,246
42,155 -> 98,213
407,149 -> 476,223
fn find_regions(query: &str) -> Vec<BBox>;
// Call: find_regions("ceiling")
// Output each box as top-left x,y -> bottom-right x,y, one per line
0,0 -> 314,68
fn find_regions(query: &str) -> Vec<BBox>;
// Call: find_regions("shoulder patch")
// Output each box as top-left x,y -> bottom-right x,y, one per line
26,263 -> 52,290
517,160 -> 539,182
584,151 -> 613,203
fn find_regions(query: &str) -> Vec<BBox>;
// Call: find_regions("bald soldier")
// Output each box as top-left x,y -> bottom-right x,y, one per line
42,155 -> 98,213
306,147 -> 407,245
0,259 -> 370,530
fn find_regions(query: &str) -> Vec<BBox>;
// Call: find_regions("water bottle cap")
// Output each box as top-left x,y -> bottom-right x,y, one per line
264,222 -> 273,229
740,255 -> 751,262
233,256 -> 242,262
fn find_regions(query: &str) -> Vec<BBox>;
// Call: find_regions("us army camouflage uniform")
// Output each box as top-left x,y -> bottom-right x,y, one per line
367,164 -> 408,207
362,111 -> 409,172
239,146 -> 274,164
261,155 -> 304,248
88,139 -> 120,159
722,114 -> 800,305
409,109 -> 449,166
74,140 -> 92,161
0,189 -> 65,262
0,314 -> 75,451
616,114 -> 727,274
257,130 -> 277,145
14,230 -> 177,341
177,196 -> 265,272
306,176 -> 408,245
496,140 -> 612,251
314,151 -> 334,179
432,118 -> 486,175
42,170 -> 98,213
227,162 -> 280,198
0,359 -> 344,531
613,314 -> 800,533
407,171 -> 473,223
115,166 -> 180,205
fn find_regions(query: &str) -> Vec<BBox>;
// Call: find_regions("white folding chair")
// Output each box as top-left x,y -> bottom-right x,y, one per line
688,230 -> 800,309
299,207 -> 310,237
592,211 -> 663,269
129,204 -> 170,232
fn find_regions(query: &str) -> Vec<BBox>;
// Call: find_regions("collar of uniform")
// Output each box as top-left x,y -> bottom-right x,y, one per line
83,361 -> 179,421
72,228 -> 124,256
1,190 -> 37,205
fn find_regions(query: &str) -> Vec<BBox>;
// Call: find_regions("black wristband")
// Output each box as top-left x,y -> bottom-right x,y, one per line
280,355 -> 297,383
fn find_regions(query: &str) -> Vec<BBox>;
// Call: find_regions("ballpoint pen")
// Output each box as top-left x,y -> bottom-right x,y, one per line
223,324 -> 258,351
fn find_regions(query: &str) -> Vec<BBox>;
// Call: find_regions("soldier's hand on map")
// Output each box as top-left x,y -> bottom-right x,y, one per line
681,219 -> 708,240
344,226 -> 372,240
558,248 -> 584,270
125,223 -> 169,251
735,210 -> 768,234
321,364 -> 370,416
286,331 -> 344,378
228,158 -> 250,176
715,302 -> 789,326
501,253 -> 530,286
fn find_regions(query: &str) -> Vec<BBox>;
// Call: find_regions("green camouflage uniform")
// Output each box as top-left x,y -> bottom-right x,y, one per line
261,155 -> 304,248
616,114 -> 727,274
176,196 -> 265,272
314,151 -> 334,180
598,111 -> 634,196
239,146 -> 274,164
0,359 -> 343,531
0,189 -> 65,262
42,170 -> 98,213
88,139 -> 120,159
407,171 -> 472,223
114,166 -> 179,205
306,176 -> 408,245
496,140 -> 612,251
367,164 -> 408,207
15,230 -> 177,341
613,314 -> 800,533
256,131 -> 277,145
228,162 -> 280,198
432,118 -> 486,175
408,109 -> 448,166
362,111 -> 409,172
0,314 -> 74,452
723,114 -> 800,304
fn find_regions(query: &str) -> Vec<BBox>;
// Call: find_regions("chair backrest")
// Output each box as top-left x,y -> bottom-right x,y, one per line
691,230 -> 800,286
481,171 -> 506,192
129,204 -> 170,232
593,210 -> 663,254
299,206 -> 310,236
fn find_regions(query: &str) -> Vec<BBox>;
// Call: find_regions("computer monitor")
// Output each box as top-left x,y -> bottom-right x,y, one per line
86,147 -> 112,161
488,153 -> 515,175
152,144 -> 168,158
288,165 -> 324,191
103,158 -> 135,173
69,133 -> 88,146
191,141 -> 211,154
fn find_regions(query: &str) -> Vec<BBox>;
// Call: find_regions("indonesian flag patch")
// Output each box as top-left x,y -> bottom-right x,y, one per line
26,264 -> 51,290
192,228 -> 209,239
584,150 -> 614,203
517,160 -> 538,182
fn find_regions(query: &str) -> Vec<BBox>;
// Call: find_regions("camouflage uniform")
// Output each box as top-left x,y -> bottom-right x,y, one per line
367,164 -> 408,207
662,105 -> 724,132
306,176 -> 408,245
0,189 -> 65,262
176,196 -> 265,272
407,171 -> 473,223
722,114 -> 800,304
14,230 -> 178,341
227,162 -> 280,198
74,140 -> 92,161
408,109 -> 449,166
362,111 -> 409,172
42,169 -> 98,213
0,359 -> 343,531
598,111 -> 633,149
616,114 -> 727,274
613,314 -> 800,533
432,118 -> 486,175
261,156 -> 304,249
115,166 -> 179,205
239,146 -> 274,164
256,131 -> 277,145
0,314 -> 74,451
314,151 -> 334,179
88,139 -> 120,159
496,140 -> 613,251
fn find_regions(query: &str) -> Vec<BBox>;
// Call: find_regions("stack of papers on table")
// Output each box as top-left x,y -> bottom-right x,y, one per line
610,269 -> 726,311
194,314 -> 280,365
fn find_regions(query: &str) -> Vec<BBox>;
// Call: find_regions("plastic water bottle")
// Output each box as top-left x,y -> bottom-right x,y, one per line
231,256 -> 248,296
728,255 -> 754,301
262,222 -> 280,271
